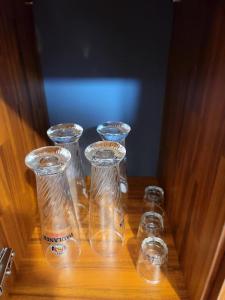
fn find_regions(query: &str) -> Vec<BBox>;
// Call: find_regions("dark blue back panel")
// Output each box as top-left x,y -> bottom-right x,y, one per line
34,0 -> 172,175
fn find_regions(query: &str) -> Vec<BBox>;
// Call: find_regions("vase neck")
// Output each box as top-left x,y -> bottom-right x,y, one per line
56,141 -> 84,179
55,141 -> 79,154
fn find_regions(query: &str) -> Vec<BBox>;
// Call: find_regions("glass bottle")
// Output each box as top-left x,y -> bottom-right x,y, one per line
85,141 -> 126,256
143,185 -> 165,217
97,121 -> 131,194
25,146 -> 81,268
47,123 -> 88,220
137,237 -> 168,284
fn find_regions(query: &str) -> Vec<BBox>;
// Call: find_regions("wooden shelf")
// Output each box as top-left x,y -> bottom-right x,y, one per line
8,177 -> 189,299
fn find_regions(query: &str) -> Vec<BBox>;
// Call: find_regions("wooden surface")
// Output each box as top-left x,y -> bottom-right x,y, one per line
0,0 -> 49,268
8,177 -> 188,300
159,1 -> 225,299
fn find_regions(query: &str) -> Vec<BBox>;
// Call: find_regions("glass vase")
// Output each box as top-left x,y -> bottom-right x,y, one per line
85,141 -> 126,256
97,121 -> 131,194
47,123 -> 88,220
25,146 -> 81,268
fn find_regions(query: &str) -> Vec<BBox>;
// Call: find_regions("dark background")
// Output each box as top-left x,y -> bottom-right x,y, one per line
34,0 -> 172,175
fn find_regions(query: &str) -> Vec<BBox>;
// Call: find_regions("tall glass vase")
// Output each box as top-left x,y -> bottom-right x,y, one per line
47,123 -> 88,220
97,121 -> 131,193
25,146 -> 81,268
85,141 -> 126,256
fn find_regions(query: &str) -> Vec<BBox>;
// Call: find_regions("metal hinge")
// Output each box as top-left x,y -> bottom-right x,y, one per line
0,248 -> 15,296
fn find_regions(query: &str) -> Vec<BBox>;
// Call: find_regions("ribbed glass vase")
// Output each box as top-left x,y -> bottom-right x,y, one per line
25,146 -> 81,268
47,123 -> 88,221
85,141 -> 126,256
97,121 -> 131,194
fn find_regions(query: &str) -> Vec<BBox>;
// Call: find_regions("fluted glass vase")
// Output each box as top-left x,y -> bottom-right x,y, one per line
97,121 -> 131,193
85,141 -> 126,256
25,146 -> 81,268
47,123 -> 88,220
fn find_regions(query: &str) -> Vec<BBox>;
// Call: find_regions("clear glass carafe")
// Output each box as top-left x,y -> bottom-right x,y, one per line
97,121 -> 131,193
25,146 -> 81,268
143,186 -> 165,217
47,123 -> 88,220
85,141 -> 126,256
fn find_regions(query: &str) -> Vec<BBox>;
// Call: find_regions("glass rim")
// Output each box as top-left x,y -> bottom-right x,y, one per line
85,141 -> 126,166
140,211 -> 164,230
141,237 -> 168,264
97,121 -> 131,136
144,185 -> 164,197
47,123 -> 83,144
25,146 -> 71,175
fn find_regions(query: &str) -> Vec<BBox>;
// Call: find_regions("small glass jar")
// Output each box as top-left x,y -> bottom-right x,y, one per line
137,212 -> 164,242
137,237 -> 168,284
143,186 -> 165,217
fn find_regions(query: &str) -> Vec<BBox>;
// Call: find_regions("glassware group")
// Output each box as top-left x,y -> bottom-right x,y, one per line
25,121 -> 129,266
136,185 -> 168,283
25,121 -> 168,284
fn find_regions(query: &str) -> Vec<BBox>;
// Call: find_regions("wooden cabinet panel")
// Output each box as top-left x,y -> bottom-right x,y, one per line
0,0 -> 49,268
159,1 -> 225,299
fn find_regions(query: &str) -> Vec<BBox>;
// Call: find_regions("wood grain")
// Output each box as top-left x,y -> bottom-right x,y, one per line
7,177 -> 189,300
0,0 -> 49,269
159,1 -> 225,299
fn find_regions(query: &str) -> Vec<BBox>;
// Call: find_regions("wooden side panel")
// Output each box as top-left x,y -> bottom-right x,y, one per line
0,0 -> 49,267
159,1 -> 225,299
